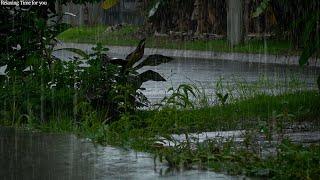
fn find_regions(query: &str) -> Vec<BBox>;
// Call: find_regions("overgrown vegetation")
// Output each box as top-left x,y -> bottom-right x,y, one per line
1,1 -> 320,179
107,90 -> 320,144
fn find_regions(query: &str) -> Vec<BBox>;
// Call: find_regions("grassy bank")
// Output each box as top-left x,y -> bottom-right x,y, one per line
58,25 -> 294,55
99,91 -> 320,179
107,91 -> 320,147
1,90 -> 319,179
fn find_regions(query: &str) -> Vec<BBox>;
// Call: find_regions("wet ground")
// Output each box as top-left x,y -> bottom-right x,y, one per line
51,44 -> 320,104
1,44 -> 319,104
138,57 -> 319,103
0,127 -> 239,180
1,44 -> 319,179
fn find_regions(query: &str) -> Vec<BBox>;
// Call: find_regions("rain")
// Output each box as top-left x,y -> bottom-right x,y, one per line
0,0 -> 319,179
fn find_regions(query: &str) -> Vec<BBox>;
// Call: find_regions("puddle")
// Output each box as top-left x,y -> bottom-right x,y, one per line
0,127 -> 241,180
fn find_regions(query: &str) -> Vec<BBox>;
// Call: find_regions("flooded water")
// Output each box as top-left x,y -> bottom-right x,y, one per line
0,127 -> 240,180
50,43 -> 320,104
1,45 -> 319,179
139,58 -> 320,103
1,44 -> 319,105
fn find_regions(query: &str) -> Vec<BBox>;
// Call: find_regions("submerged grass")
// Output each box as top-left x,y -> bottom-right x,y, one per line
58,25 -> 294,55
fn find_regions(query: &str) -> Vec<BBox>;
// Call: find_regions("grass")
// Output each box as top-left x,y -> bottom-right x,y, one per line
102,90 -> 320,179
107,91 -> 320,145
1,90 -> 319,178
1,69 -> 319,179
4,90 -> 318,145
58,25 -> 295,55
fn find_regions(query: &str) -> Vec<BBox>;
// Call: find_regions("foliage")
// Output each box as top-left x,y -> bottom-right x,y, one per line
58,25 -> 294,55
0,1 -> 101,75
105,90 -> 320,179
0,2 -> 85,123
0,38 -> 172,123
254,0 -> 320,90
106,91 -> 320,144
159,84 -> 198,109
101,0 -> 119,9
0,2 -> 173,124
157,139 -> 320,179
114,39 -> 174,105
252,0 -> 270,18
1,2 -> 319,179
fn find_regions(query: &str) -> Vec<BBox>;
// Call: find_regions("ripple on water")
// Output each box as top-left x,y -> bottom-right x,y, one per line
0,127 -> 240,180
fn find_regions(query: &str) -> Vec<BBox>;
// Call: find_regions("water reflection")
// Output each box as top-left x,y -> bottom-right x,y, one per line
0,127 -> 239,180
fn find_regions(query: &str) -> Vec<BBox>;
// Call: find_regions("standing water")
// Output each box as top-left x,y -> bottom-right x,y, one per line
140,58 -> 319,103
0,127 -> 241,180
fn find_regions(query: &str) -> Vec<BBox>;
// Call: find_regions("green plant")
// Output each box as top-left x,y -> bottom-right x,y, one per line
159,84 -> 198,109
0,0 -> 101,124
55,39 -> 174,121
87,39 -> 174,117
253,0 -> 320,91
215,77 -> 230,105
216,92 -> 229,106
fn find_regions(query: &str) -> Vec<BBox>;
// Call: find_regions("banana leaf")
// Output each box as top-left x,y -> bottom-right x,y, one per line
106,57 -> 128,67
125,38 -> 146,68
134,54 -> 173,70
102,0 -> 119,10
138,70 -> 166,82
131,70 -> 166,88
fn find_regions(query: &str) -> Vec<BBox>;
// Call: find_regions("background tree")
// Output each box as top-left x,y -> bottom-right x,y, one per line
227,0 -> 243,46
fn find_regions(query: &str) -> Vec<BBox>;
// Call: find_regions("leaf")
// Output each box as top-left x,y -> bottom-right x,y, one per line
302,13 -> 317,45
48,2 -> 56,14
54,23 -> 72,36
54,48 -> 89,59
317,75 -> 320,92
148,1 -> 161,18
101,0 -> 119,10
132,70 -> 165,88
299,31 -> 319,66
252,0 -> 270,18
134,54 -> 173,70
35,18 -> 46,30
178,84 -> 196,98
139,70 -> 166,82
216,93 -> 223,99
125,38 -> 146,68
26,54 -> 41,66
105,57 -> 128,67
223,93 -> 229,102
299,12 -> 319,66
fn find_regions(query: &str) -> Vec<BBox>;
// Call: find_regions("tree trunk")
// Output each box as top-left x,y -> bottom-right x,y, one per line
227,0 -> 243,46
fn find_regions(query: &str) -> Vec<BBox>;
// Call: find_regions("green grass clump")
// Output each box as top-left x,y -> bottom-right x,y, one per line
152,138 -> 320,179
107,91 -> 320,142
58,25 -> 294,55
2,90 -> 319,179
104,91 -> 319,179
